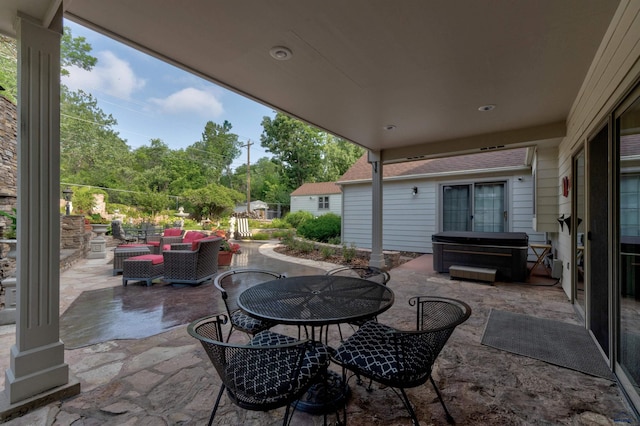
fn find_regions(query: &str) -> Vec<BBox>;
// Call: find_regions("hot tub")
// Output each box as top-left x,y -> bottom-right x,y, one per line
432,231 -> 529,281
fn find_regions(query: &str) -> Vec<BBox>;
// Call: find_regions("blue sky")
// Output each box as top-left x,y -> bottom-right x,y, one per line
62,20 -> 274,171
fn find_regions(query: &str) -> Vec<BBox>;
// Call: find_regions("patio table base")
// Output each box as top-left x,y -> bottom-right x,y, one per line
294,370 -> 349,415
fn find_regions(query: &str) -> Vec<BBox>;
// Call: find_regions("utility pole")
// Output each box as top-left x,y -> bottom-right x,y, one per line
243,141 -> 254,214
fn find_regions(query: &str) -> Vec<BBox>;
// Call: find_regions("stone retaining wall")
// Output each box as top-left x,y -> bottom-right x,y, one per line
0,96 -> 17,238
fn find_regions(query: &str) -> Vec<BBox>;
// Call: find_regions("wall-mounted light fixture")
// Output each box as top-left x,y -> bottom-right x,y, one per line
412,186 -> 418,195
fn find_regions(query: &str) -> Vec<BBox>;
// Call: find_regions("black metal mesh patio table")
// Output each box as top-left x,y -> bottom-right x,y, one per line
238,275 -> 394,329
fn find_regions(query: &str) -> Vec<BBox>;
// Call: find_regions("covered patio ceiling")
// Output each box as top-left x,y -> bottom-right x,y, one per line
1,0 -> 620,162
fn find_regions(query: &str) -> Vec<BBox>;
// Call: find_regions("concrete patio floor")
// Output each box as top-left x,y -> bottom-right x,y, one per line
0,241 -> 637,425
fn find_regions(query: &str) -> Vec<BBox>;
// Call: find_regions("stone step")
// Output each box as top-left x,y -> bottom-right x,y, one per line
449,265 -> 497,284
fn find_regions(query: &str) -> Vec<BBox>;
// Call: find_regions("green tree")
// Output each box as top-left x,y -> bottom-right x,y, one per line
232,157 -> 284,202
133,191 -> 172,218
60,88 -> 132,190
0,26 -> 96,103
260,113 -> 323,189
320,135 -> 365,181
188,120 -> 241,184
183,183 -> 244,221
61,26 -> 96,77
0,35 -> 17,103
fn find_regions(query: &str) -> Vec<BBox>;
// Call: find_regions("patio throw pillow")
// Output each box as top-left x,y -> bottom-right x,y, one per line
164,228 -> 183,237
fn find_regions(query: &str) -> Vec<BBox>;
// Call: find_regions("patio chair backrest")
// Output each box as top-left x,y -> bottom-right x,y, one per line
214,269 -> 286,315
326,266 -> 390,285
111,220 -> 135,242
405,296 -> 472,374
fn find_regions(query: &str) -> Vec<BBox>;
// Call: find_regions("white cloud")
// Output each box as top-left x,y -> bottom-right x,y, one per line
149,88 -> 224,117
63,51 -> 145,99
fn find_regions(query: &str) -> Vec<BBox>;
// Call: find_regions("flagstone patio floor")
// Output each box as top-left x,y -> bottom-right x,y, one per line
0,240 -> 637,425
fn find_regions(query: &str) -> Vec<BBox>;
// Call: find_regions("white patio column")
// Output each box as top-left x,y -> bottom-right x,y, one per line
369,151 -> 385,268
2,11 -> 78,409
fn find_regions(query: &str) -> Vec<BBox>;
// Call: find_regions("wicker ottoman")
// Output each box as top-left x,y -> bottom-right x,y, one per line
122,254 -> 164,286
113,245 -> 152,275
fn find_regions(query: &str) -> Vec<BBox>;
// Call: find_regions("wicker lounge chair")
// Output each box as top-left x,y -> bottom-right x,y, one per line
162,236 -> 222,285
333,296 -> 471,425
146,227 -> 185,254
188,314 -> 331,426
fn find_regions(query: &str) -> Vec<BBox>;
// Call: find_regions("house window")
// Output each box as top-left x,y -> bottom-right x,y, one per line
318,196 -> 329,210
442,182 -> 506,232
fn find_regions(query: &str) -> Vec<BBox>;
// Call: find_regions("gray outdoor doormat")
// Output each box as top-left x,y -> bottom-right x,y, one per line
481,309 -> 614,380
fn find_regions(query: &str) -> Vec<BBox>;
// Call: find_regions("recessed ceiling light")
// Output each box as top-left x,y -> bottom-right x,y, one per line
383,125 -> 397,131
478,104 -> 496,111
269,46 -> 293,61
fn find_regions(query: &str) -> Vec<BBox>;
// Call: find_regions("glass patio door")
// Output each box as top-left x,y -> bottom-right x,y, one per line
442,183 -> 505,232
442,185 -> 471,231
617,93 -> 640,400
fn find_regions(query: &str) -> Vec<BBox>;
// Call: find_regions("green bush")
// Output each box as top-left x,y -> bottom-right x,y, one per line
320,246 -> 335,259
284,211 -> 314,228
342,242 -> 357,262
297,213 -> 341,243
270,218 -> 291,229
327,236 -> 341,245
272,229 -> 292,239
297,239 -> 315,253
281,230 -> 296,246
252,232 -> 270,240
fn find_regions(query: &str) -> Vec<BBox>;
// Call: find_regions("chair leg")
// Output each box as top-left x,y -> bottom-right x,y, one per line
208,384 -> 226,426
429,376 -> 455,424
225,327 -> 234,342
398,388 -> 420,426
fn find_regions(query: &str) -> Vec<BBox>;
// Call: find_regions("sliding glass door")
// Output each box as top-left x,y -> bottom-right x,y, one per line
617,94 -> 640,398
442,182 -> 506,232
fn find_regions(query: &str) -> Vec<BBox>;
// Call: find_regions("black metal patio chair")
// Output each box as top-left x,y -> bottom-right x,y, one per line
332,296 -> 471,425
111,220 -> 137,243
213,268 -> 286,342
325,266 -> 391,340
188,314 -> 331,426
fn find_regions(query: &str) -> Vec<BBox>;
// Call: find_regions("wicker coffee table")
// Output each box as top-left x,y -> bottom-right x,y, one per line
113,245 -> 152,275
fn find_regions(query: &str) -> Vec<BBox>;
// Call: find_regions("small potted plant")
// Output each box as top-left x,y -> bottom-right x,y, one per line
218,233 -> 241,266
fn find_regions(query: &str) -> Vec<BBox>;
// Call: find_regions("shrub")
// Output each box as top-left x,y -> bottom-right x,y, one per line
297,239 -> 315,253
327,236 -> 341,245
272,229 -> 291,239
297,213 -> 341,243
281,230 -> 296,246
284,211 -> 313,229
320,246 -> 335,259
342,242 -> 357,262
252,232 -> 270,240
270,218 -> 291,229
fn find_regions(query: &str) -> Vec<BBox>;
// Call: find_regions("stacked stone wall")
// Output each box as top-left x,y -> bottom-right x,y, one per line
0,96 -> 17,236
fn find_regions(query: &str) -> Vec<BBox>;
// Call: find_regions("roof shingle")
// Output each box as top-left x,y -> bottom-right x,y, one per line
290,182 -> 342,196
338,148 -> 529,182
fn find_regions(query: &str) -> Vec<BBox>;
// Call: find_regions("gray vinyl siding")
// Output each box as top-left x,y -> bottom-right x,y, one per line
342,170 -> 545,260
290,193 -> 342,217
